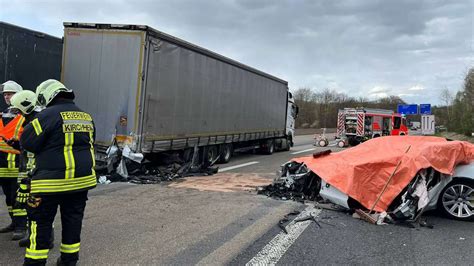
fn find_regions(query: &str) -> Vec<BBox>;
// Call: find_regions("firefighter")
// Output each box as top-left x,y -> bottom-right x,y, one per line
21,79 -> 96,265
9,90 -> 45,248
0,80 -> 27,240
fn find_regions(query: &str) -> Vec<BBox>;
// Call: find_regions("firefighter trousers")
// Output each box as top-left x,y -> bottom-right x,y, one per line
24,191 -> 88,265
0,178 -> 26,229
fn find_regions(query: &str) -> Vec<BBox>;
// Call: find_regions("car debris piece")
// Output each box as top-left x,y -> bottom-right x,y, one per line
97,144 -> 219,185
257,162 -> 321,202
277,211 -> 301,234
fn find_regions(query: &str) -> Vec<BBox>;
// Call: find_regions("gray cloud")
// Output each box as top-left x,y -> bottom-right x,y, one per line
2,0 -> 472,104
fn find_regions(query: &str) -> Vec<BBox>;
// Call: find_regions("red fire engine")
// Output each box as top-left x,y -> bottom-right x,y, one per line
335,108 -> 408,147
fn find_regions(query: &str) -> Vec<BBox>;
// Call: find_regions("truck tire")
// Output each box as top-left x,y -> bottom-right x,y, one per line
262,140 -> 274,155
182,148 -> 194,162
205,146 -> 218,164
348,138 -> 360,146
283,138 -> 291,151
218,144 -> 232,163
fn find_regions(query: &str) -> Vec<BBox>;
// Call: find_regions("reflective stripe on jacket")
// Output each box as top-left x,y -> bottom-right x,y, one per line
20,99 -> 96,194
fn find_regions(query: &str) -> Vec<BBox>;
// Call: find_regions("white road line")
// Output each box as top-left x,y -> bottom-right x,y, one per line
219,161 -> 260,172
291,148 -> 316,155
246,205 -> 321,266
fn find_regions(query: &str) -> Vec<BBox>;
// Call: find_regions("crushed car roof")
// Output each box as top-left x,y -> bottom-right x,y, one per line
294,136 -> 474,212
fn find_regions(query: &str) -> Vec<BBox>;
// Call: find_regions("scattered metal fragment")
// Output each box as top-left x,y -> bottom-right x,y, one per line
97,144 -> 219,184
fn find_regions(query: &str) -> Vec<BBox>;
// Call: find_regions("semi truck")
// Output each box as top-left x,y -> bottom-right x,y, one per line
0,22 -> 62,109
318,107 -> 408,147
61,22 -> 297,163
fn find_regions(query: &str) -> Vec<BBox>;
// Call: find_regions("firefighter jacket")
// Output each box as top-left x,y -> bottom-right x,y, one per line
0,107 -> 24,178
20,99 -> 97,194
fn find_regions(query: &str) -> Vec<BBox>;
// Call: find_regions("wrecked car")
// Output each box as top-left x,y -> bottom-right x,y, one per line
260,136 -> 474,222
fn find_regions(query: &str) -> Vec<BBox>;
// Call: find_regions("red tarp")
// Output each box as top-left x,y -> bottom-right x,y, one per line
294,136 -> 474,212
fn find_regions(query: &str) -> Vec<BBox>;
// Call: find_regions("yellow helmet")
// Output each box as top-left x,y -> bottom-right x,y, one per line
36,79 -> 72,107
10,90 -> 37,114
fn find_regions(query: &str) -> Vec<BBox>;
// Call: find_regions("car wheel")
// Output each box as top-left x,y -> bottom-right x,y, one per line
438,179 -> 474,221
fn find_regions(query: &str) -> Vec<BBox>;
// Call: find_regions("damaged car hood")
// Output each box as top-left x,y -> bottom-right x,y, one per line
293,136 -> 474,212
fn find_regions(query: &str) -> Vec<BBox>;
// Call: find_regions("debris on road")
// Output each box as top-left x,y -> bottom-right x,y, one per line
260,136 -> 474,225
258,161 -> 321,202
97,144 -> 219,184
278,211 -> 301,234
168,173 -> 272,192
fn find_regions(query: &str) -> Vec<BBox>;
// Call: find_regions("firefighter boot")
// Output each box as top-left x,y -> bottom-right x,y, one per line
56,257 -> 77,266
18,233 -> 29,247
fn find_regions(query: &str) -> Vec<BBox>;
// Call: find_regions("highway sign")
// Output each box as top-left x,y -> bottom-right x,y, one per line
419,104 -> 431,114
397,104 -> 418,115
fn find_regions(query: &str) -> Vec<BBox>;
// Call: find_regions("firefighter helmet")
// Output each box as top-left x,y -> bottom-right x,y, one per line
36,79 -> 72,107
1,81 -> 23,93
10,90 -> 37,114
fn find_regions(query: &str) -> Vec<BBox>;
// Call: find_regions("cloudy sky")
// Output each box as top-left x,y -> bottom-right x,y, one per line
1,0 -> 473,104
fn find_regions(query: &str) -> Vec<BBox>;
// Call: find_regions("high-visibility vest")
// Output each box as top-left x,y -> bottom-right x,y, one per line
0,115 -> 25,154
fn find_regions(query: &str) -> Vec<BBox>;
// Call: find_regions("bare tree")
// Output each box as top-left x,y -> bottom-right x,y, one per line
440,87 -> 454,126
440,87 -> 454,107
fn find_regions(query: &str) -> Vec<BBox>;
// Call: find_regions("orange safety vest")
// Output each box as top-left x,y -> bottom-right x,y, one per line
0,115 -> 25,154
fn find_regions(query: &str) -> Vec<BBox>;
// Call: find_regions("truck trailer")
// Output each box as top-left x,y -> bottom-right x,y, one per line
0,22 -> 62,109
61,22 -> 297,163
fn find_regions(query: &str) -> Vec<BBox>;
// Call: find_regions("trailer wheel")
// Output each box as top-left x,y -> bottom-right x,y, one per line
262,140 -> 274,155
182,148 -> 194,162
205,146 -> 218,165
218,144 -> 232,163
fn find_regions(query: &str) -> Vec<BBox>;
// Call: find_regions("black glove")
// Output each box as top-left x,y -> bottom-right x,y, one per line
5,138 -> 20,150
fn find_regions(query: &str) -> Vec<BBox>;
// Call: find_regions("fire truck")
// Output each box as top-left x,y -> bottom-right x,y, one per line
319,108 -> 408,147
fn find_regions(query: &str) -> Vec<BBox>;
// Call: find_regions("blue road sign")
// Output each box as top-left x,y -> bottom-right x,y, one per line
397,104 -> 418,115
420,104 -> 431,114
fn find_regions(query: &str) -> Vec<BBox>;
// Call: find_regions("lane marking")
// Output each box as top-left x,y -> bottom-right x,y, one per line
290,148 -> 316,155
246,205 -> 321,266
219,161 -> 260,172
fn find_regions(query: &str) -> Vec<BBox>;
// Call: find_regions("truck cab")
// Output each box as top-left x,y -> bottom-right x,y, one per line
286,92 -> 298,147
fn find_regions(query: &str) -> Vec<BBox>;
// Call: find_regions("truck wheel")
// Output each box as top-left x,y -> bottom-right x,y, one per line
284,138 -> 291,151
206,146 -> 218,164
218,144 -> 232,163
348,138 -> 359,146
262,140 -> 274,155
182,148 -> 194,162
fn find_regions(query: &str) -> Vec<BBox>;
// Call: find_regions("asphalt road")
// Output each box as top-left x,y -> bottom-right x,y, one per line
0,135 -> 472,265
